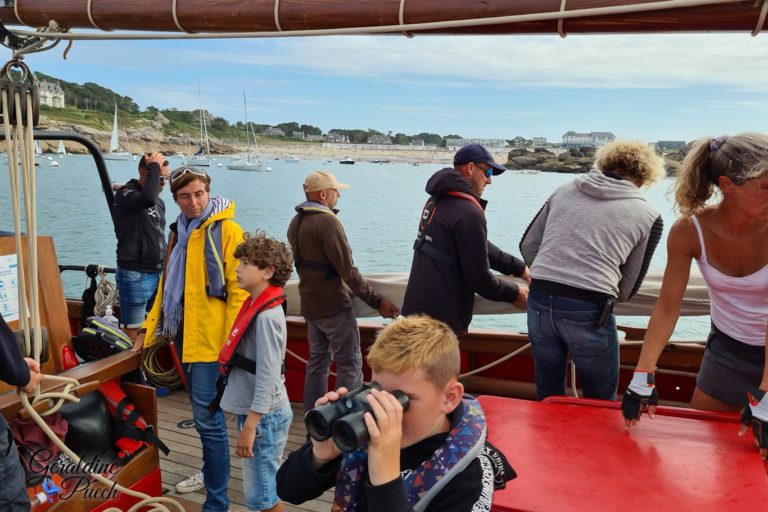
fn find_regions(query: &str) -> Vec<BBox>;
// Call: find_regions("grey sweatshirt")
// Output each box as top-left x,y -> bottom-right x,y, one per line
220,305 -> 289,415
519,169 -> 663,302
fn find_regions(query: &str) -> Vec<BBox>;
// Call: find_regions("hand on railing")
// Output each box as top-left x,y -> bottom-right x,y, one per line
622,371 -> 658,430
739,389 -> 768,460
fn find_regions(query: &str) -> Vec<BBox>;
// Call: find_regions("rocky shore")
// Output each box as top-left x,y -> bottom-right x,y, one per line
504,146 -> 686,176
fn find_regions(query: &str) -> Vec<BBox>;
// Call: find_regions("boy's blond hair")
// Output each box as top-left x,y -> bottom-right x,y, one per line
366,315 -> 459,389
233,230 -> 293,287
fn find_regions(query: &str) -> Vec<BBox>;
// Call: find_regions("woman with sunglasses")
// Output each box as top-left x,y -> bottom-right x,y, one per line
111,152 -> 171,341
622,134 -> 768,459
520,140 -> 664,401
134,165 -> 249,512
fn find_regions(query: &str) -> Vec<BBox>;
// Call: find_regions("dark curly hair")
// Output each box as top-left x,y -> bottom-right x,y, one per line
233,230 -> 293,287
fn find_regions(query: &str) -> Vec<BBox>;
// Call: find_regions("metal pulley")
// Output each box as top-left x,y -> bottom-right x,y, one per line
0,57 -> 39,126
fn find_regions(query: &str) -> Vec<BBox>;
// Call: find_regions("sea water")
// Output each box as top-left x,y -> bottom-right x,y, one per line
0,154 -> 708,339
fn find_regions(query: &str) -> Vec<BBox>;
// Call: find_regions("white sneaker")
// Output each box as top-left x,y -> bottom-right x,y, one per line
174,470 -> 204,493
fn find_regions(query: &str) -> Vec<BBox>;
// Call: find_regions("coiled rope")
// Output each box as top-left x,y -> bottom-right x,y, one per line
93,265 -> 118,316
143,341 -> 182,389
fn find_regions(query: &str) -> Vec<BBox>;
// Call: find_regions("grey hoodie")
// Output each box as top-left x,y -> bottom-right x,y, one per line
519,169 -> 663,302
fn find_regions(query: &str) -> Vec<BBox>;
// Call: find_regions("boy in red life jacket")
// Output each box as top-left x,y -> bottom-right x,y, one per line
276,315 -> 515,512
218,231 -> 293,512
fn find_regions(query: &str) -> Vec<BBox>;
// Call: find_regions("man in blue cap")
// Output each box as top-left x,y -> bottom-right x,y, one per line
402,144 -> 530,334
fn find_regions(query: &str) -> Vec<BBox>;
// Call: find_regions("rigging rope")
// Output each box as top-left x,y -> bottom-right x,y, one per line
4,0 -> 756,41
754,0 -> 768,36
1,56 -> 183,512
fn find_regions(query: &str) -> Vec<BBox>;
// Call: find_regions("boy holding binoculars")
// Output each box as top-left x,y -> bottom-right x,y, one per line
277,315 -> 515,512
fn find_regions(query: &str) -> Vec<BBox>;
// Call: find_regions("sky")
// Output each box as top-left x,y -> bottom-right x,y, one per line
23,32 -> 768,143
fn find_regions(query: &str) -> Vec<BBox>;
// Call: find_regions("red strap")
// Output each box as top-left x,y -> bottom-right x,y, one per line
217,285 -> 285,372
446,191 -> 484,212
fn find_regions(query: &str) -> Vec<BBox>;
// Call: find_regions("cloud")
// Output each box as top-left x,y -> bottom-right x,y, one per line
205,34 -> 768,89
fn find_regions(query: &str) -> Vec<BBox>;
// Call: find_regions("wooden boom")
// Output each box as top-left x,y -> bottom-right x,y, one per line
0,0 -> 764,35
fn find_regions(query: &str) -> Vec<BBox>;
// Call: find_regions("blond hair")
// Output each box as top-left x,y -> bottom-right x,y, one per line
674,133 -> 768,216
366,315 -> 459,389
233,230 -> 293,287
594,140 -> 665,187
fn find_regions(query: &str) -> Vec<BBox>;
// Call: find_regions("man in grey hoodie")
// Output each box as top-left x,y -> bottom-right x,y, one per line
520,141 -> 664,401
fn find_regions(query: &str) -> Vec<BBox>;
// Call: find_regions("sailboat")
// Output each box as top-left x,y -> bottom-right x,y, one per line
56,139 -> 67,156
103,103 -> 132,160
184,82 -> 212,167
228,92 -> 262,171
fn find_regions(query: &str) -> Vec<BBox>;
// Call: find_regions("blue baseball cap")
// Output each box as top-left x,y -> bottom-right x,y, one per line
453,144 -> 507,175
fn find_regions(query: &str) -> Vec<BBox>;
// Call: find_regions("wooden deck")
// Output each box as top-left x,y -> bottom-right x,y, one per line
156,389 -> 333,512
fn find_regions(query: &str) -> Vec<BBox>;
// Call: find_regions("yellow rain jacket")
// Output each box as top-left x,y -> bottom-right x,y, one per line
142,202 -> 248,362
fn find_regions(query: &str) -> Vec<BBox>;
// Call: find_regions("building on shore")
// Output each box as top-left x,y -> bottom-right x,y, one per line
655,140 -> 687,153
532,137 -> 547,147
265,127 -> 286,136
445,138 -> 509,150
39,80 -> 65,108
561,131 -> 615,148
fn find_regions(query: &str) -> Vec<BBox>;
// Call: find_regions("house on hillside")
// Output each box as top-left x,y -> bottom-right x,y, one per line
265,127 -> 285,136
39,80 -> 65,108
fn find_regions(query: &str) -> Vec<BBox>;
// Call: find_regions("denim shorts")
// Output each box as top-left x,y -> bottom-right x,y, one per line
115,268 -> 160,327
237,402 -> 293,510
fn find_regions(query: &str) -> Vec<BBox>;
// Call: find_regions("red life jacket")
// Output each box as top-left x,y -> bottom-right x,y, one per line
208,285 -> 286,413
99,378 -> 170,464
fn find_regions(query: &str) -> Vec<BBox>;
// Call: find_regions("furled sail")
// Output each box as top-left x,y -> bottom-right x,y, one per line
0,0 -> 766,36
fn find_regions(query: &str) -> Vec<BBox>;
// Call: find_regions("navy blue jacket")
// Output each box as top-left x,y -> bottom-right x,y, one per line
402,168 -> 525,334
0,313 -> 31,432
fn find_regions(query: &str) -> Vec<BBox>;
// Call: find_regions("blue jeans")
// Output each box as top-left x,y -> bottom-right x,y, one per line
115,268 -> 160,328
176,334 -> 230,512
527,288 -> 619,401
237,403 -> 293,510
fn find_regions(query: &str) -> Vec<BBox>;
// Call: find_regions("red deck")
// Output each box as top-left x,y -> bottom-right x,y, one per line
481,395 -> 768,511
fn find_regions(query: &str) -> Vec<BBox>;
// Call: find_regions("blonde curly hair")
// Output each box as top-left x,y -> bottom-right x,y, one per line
594,140 -> 665,187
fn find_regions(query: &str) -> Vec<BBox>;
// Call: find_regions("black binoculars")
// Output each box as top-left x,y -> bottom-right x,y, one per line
304,381 -> 410,452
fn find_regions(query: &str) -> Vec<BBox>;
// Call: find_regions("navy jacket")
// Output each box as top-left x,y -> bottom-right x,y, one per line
0,313 -> 31,432
402,168 -> 525,333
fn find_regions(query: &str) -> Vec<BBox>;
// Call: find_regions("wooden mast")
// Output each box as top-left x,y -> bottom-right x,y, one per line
0,0 -> 764,35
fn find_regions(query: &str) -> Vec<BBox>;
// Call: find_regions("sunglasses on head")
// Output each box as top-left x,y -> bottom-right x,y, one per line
170,167 -> 208,184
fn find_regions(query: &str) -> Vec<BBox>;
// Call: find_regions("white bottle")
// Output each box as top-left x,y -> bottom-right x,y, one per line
104,305 -> 119,326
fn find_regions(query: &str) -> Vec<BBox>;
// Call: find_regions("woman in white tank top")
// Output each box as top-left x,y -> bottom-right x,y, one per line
621,133 -> 768,459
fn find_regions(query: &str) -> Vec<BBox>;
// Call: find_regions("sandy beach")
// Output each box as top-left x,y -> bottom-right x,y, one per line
252,141 -> 509,165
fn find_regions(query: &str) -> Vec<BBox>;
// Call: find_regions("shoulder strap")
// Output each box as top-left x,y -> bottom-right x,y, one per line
294,209 -> 339,278
204,220 -> 227,299
690,215 -> 708,263
413,196 -> 455,267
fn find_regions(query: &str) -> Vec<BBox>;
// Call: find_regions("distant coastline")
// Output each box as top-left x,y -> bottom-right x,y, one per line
36,115 -> 685,174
